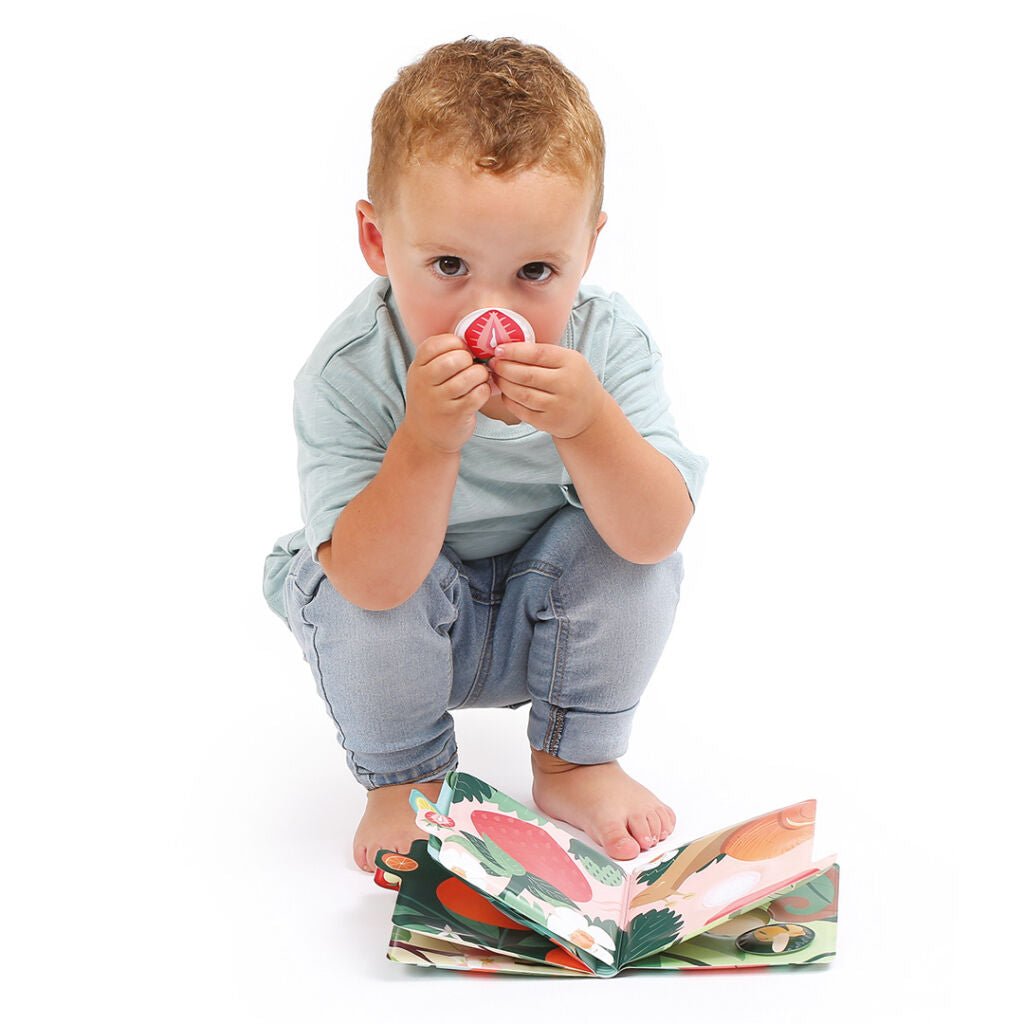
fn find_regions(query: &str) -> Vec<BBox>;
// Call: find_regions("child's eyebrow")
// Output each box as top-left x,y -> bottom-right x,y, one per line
528,251 -> 571,265
414,241 -> 571,264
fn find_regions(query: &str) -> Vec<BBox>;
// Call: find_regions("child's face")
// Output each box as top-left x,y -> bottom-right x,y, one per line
356,162 -> 607,347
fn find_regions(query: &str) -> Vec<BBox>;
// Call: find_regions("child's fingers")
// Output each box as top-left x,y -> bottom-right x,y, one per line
496,377 -> 549,412
493,343 -> 562,365
491,358 -> 558,393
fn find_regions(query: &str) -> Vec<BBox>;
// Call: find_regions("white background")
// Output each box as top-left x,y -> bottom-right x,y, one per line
2,1 -> 1018,1020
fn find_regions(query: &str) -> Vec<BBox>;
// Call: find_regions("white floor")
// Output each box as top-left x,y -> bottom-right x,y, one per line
6,536 -> 973,1021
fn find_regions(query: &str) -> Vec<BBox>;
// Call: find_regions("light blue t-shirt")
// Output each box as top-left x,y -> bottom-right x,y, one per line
263,277 -> 707,622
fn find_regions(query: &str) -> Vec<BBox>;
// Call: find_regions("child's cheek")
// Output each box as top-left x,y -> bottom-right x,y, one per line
525,289 -> 577,346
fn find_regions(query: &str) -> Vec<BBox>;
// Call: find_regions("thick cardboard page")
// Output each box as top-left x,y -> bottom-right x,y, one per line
385,929 -> 586,976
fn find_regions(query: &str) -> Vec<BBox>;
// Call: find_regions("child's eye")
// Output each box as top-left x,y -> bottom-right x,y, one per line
431,256 -> 467,277
518,262 -> 554,283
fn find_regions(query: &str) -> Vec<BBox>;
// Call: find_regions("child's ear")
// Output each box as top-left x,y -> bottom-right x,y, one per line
356,200 -> 388,276
582,211 -> 608,275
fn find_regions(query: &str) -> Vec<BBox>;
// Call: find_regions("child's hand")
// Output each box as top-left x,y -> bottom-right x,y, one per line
490,344 -> 608,439
404,333 -> 492,453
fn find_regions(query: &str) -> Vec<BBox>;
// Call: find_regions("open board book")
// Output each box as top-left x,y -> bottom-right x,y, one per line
373,771 -> 839,977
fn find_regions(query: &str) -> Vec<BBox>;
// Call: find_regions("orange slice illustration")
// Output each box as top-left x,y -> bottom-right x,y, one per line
380,854 -> 418,872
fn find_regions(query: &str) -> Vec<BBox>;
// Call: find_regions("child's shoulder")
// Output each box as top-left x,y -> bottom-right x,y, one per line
298,277 -> 413,384
571,283 -> 655,353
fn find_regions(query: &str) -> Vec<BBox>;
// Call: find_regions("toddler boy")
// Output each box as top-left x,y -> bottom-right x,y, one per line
263,37 -> 707,872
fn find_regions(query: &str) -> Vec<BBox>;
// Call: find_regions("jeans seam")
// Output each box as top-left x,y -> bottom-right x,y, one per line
545,707 -> 568,754
506,558 -> 562,583
292,545 -> 327,601
541,580 -> 570,754
442,564 -> 461,593
299,596 -> 362,776
460,556 -> 499,707
366,744 -> 459,791
443,567 -> 472,710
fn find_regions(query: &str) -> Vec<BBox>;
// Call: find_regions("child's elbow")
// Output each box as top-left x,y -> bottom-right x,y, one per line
318,542 -> 415,611
666,485 -> 696,553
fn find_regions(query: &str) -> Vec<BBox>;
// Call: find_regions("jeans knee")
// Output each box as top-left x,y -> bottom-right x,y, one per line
286,544 -> 461,654
546,508 -> 683,605
606,550 -> 683,638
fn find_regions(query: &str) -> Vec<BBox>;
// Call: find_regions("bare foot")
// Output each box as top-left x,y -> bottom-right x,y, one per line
530,748 -> 676,861
352,779 -> 444,873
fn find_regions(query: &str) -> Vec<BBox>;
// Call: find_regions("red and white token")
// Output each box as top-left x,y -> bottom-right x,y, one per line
454,307 -> 536,361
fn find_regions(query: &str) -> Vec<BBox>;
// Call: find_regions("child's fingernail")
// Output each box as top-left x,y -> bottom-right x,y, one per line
493,346 -> 505,358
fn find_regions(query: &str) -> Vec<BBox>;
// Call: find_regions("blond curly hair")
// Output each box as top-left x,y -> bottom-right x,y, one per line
368,36 -> 605,225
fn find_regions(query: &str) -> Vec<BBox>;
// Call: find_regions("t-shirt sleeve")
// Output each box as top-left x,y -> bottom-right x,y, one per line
294,373 -> 388,560
599,297 -> 708,509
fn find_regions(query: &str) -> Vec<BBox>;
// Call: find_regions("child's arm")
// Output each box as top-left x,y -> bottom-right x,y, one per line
491,345 -> 693,564
317,422 -> 460,610
318,334 -> 491,610
554,394 -> 693,564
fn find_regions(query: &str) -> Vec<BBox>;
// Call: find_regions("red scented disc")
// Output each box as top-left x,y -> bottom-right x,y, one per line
454,307 -> 536,360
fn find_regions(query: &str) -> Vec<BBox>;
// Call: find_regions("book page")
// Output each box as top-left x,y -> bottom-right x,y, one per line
411,772 -> 632,973
375,839 -> 595,974
625,864 -> 839,971
621,800 -> 821,960
386,930 -> 589,976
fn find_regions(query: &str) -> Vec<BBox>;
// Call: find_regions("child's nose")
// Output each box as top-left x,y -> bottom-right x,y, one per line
468,288 -> 517,315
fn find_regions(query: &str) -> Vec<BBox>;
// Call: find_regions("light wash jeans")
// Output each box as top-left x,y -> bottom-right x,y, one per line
283,505 -> 683,790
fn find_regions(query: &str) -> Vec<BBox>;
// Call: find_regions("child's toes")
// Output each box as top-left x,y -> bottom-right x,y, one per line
353,843 -> 371,872
643,811 -> 659,843
663,806 -> 677,834
657,808 -> 675,840
599,823 -> 641,860
628,812 -> 659,850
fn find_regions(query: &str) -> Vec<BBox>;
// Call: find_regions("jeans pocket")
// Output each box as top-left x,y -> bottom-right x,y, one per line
283,548 -> 327,649
291,545 -> 326,601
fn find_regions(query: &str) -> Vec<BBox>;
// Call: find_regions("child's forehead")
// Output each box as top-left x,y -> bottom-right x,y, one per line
389,160 -> 595,232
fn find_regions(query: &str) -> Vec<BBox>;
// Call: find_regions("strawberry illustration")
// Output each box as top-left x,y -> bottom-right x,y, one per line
471,810 -> 592,903
454,307 -> 536,360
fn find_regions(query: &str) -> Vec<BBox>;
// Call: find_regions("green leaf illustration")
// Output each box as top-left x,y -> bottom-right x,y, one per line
501,888 -> 546,922
490,791 -> 550,823
623,907 -> 686,963
478,835 -> 527,877
635,843 -> 689,886
694,852 -> 727,874
452,774 -> 495,805
569,838 -> 626,886
505,871 -> 579,911
449,833 -> 525,877
522,871 -> 580,909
